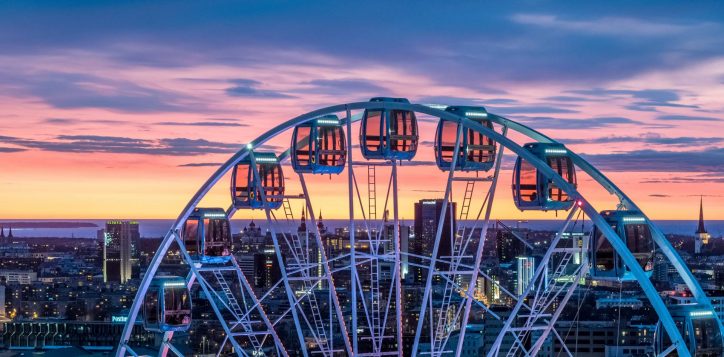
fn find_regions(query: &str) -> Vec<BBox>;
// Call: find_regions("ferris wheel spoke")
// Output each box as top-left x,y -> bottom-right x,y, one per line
347,159 -> 402,354
412,122 -> 463,357
297,172 -> 354,356
407,253 -> 533,311
246,150 -> 309,357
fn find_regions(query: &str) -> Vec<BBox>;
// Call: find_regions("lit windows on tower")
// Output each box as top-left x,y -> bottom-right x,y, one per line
104,220 -> 139,284
517,256 -> 535,296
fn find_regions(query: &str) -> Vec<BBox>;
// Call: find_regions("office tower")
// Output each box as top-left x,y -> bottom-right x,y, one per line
400,224 -> 411,281
381,218 -> 412,280
254,249 -> 282,290
694,196 -> 710,254
413,199 -> 456,284
104,221 -> 139,284
516,256 -> 535,296
496,228 -> 526,264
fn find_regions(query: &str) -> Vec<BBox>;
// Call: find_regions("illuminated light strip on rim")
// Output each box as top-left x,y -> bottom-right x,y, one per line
164,282 -> 186,287
254,157 -> 279,163
465,111 -> 488,118
544,148 -> 568,155
622,216 -> 646,223
424,103 -> 448,110
203,213 -> 228,218
316,119 -> 340,125
690,310 -> 713,318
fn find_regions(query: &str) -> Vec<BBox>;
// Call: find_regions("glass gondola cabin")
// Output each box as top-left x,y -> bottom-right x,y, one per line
182,208 -> 232,264
435,106 -> 496,172
590,210 -> 655,280
360,97 -> 418,160
657,307 -> 723,357
291,115 -> 346,174
512,143 -> 577,211
143,276 -> 192,332
232,152 -> 284,210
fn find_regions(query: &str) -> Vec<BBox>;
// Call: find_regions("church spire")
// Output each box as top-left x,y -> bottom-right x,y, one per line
696,196 -> 707,234
317,210 -> 325,232
298,208 -> 307,232
7,225 -> 12,238
0,225 -> 4,239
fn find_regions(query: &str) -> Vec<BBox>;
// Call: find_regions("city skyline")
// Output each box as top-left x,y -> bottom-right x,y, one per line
1,2 -> 723,220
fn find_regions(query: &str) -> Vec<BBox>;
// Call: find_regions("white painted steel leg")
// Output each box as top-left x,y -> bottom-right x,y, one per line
345,106 -> 360,356
454,125 -> 508,356
299,173 -> 354,355
248,151 -> 309,357
411,123 -> 463,356
392,161 -> 404,356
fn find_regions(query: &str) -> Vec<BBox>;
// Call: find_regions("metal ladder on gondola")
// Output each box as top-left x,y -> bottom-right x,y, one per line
368,165 -> 377,221
288,230 -> 330,352
505,242 -> 578,357
370,252 -> 382,342
453,180 -> 476,258
432,180 -> 477,354
212,270 -> 263,354
282,198 -> 294,222
458,181 -> 475,228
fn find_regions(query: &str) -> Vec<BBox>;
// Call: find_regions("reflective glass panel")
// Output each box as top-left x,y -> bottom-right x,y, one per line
594,225 -> 617,272
519,160 -> 538,202
547,157 -> 575,202
144,290 -> 159,324
624,223 -> 654,271
319,126 -> 345,166
294,126 -> 312,167
182,219 -> 199,255
234,164 -> 251,200
439,121 -> 460,163
364,110 -> 382,151
692,318 -> 723,353
390,110 -> 416,152
164,287 -> 191,326
466,121 -> 495,163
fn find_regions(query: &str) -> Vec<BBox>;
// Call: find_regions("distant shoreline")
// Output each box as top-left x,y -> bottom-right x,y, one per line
0,219 -> 720,239
0,221 -> 99,228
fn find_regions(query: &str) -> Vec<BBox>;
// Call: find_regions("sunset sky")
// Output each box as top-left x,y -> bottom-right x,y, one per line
0,1 -> 722,221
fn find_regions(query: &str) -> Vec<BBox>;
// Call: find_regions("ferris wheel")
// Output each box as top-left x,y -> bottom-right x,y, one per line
115,98 -> 723,357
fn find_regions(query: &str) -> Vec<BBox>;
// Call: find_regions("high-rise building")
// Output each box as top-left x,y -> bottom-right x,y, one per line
400,224 -> 411,281
380,218 -> 412,281
413,199 -> 456,284
103,221 -> 139,284
254,249 -> 282,290
516,256 -> 535,296
496,228 -> 526,264
694,196 -> 710,254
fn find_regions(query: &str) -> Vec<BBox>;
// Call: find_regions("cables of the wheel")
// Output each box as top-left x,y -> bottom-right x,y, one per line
557,281 -> 590,357
615,278 -> 623,353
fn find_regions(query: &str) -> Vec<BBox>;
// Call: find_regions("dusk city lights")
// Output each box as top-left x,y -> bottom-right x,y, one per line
0,2 -> 723,356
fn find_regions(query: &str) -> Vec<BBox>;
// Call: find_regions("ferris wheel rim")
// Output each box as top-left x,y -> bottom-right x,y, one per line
115,99 -> 719,357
